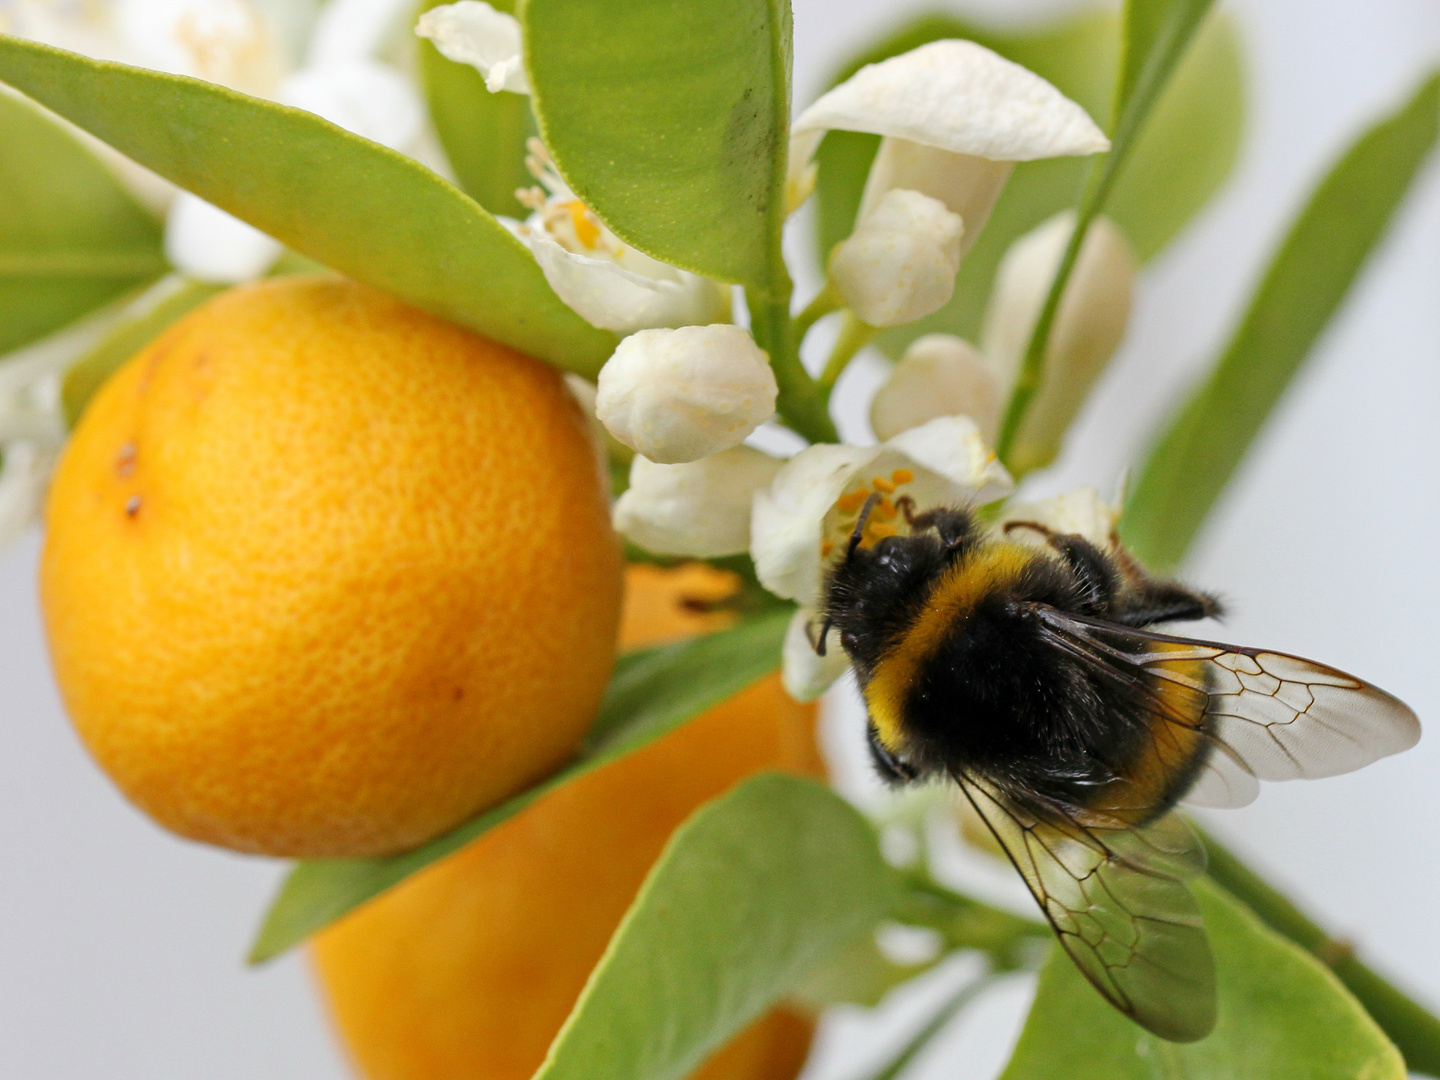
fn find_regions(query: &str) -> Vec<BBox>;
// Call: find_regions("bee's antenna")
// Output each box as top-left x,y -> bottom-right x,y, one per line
812,615 -> 834,656
846,492 -> 883,559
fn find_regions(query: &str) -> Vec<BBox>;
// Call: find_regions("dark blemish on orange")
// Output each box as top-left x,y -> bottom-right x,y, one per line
453,687 -> 465,702
124,495 -> 142,518
115,440 -> 137,478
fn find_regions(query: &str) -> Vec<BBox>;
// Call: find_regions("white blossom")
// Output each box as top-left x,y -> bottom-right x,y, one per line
751,415 -> 1012,611
595,325 -> 777,465
791,39 -> 1108,254
999,487 -> 1121,550
869,334 -> 1001,443
982,211 -> 1136,473
415,0 -> 527,94
505,144 -> 732,334
829,188 -> 963,328
782,608 -> 850,702
612,447 -> 782,558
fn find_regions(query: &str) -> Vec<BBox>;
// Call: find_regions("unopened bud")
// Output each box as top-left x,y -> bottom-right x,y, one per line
612,447 -> 782,558
869,334 -> 1001,443
595,325 -> 777,464
829,189 -> 963,328
983,212 -> 1136,474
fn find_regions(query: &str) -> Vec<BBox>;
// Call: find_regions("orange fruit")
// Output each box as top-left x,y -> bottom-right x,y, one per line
310,563 -> 821,1080
40,276 -> 622,857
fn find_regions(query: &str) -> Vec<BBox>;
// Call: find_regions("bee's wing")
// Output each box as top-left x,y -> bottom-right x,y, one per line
955,773 -> 1217,1042
1032,607 -> 1421,810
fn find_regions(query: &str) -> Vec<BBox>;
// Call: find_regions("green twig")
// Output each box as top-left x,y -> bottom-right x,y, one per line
746,285 -> 837,444
1199,827 -> 1440,1075
896,872 -> 1047,972
860,974 -> 998,1080
819,312 -> 877,392
794,282 -> 841,342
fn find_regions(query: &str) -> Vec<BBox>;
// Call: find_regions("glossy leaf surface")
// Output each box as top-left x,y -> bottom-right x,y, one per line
1122,70 -> 1440,571
249,608 -> 791,962
0,89 -> 165,355
1000,879 -> 1405,1079
534,775 -> 892,1080
522,0 -> 792,293
0,35 -> 616,375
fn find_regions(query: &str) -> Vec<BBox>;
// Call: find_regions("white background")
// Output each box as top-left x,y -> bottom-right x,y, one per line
1,0 -> 1438,1076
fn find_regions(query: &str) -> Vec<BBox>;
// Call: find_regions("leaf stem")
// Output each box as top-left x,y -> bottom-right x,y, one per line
819,312 -> 877,392
859,973 -> 997,1080
895,872 -> 1047,971
747,285 -> 837,444
1199,827 -> 1440,1073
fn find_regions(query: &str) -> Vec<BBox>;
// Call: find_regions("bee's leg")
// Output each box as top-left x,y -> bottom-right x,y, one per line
1107,542 -> 1223,626
1010,526 -> 1120,615
867,723 -> 918,784
903,501 -> 976,550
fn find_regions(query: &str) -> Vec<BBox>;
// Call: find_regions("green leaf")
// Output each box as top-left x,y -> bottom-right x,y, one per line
534,774 -> 893,1080
0,89 -> 165,355
61,277 -> 224,427
0,35 -> 616,376
417,0 -> 534,217
521,0 -> 792,293
1121,70 -> 1440,572
812,9 -> 1243,350
248,608 -> 791,963
999,879 -> 1405,1079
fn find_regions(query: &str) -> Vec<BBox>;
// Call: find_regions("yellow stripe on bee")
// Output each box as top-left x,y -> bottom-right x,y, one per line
864,543 -> 1036,752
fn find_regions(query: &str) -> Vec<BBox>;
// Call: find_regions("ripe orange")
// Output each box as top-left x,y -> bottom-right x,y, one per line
40,276 -> 622,857
310,563 -> 822,1080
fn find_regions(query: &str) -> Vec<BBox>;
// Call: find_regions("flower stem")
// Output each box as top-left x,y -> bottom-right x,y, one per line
858,973 -> 998,1080
746,286 -> 837,444
794,282 -> 841,343
819,312 -> 877,393
1198,826 -> 1440,1072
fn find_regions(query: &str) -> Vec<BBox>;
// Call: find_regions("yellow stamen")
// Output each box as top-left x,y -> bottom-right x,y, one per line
867,522 -> 898,541
891,468 -> 914,485
565,201 -> 600,249
871,475 -> 895,494
835,488 -> 870,514
821,540 -> 834,558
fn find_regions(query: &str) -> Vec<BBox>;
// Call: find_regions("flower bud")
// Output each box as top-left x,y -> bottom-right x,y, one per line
595,325 -> 777,464
982,212 -> 1136,474
612,447 -> 782,558
869,334 -> 1001,443
829,189 -> 963,328
165,193 -> 282,283
415,1 -> 527,94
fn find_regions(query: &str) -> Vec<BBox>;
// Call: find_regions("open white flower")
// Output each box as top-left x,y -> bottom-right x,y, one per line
505,144 -> 732,334
613,446 -> 783,558
792,40 -> 1108,256
596,324 -> 777,464
415,0 -> 526,93
999,487 -> 1121,549
983,211 -> 1137,473
828,188 -> 964,328
751,415 -> 1012,611
781,609 -> 850,703
869,333 -> 1002,443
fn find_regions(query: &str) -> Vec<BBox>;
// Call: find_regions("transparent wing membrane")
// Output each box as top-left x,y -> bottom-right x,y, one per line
958,775 -> 1217,1042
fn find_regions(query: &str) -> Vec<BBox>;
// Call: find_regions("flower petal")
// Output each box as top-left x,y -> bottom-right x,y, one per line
1000,487 -> 1120,549
415,0 -> 528,94
829,188 -> 963,327
0,441 -> 59,549
164,192 -> 283,283
595,325 -> 777,464
869,334 -> 1001,443
881,414 -> 1013,505
782,607 -> 851,702
857,138 -> 1012,256
306,0 -> 415,66
792,39 -> 1108,161
524,231 -> 729,334
612,447 -> 782,558
751,443 -> 878,604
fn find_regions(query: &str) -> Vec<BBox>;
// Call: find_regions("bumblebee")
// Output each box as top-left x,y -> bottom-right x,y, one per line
818,496 -> 1420,1042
